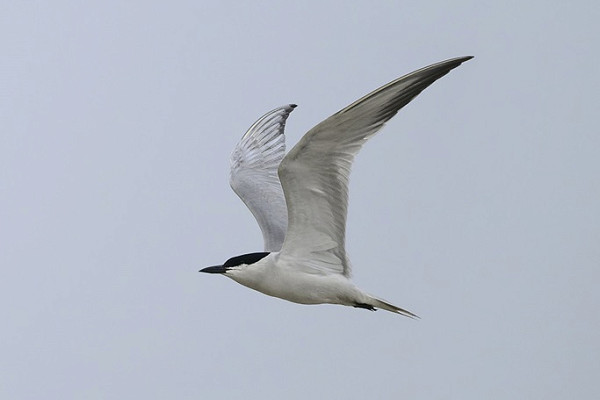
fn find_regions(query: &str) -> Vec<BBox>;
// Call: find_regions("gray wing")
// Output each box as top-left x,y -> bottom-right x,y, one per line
278,56 -> 473,276
230,104 -> 297,252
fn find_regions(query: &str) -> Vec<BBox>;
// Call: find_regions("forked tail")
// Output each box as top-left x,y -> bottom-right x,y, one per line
368,297 -> 419,318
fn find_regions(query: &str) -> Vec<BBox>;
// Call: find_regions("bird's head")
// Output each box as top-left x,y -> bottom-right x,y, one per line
200,252 -> 270,275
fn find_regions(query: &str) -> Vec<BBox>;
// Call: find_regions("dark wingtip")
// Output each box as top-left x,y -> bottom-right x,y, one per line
448,55 -> 474,66
444,55 -> 474,67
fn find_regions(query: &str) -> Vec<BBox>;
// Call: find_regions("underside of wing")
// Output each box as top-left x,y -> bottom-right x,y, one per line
230,104 -> 297,252
278,57 -> 473,276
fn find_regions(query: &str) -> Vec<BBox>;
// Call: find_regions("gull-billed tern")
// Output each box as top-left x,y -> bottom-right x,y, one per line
201,56 -> 472,317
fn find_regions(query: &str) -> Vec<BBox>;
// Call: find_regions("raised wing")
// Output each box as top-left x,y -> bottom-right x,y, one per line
230,104 -> 296,252
278,56 -> 473,276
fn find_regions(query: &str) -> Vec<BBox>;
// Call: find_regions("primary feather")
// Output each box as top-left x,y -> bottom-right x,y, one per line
278,56 -> 473,277
229,104 -> 296,252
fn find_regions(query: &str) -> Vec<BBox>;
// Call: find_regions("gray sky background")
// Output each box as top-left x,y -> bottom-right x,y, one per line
2,1 -> 599,399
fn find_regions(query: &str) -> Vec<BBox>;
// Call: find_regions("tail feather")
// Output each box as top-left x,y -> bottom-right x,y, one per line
369,297 -> 419,318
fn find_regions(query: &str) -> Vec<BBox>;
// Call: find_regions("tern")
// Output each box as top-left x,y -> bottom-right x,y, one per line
201,56 -> 472,317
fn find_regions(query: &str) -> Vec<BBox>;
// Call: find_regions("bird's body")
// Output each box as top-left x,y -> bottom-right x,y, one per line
227,253 -> 361,306
205,252 -> 395,311
202,56 -> 472,317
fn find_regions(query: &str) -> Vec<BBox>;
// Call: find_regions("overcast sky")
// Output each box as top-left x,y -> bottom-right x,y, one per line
1,1 -> 599,399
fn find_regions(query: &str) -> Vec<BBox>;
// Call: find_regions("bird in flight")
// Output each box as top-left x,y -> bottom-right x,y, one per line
201,56 -> 472,317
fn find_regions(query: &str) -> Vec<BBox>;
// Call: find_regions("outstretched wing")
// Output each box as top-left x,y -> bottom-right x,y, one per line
230,104 -> 297,252
278,57 -> 473,276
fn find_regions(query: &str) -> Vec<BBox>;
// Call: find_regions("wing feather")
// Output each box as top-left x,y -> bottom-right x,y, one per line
230,104 -> 296,251
278,57 -> 473,276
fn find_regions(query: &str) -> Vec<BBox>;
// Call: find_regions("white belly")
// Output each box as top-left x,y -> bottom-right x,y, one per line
227,263 -> 362,306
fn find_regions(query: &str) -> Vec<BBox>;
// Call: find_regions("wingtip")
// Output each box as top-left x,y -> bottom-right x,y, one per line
444,55 -> 474,66
280,104 -> 297,113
